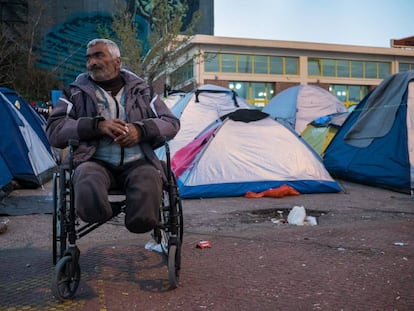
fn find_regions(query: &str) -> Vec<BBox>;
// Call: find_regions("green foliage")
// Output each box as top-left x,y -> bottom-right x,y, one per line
97,0 -> 143,75
101,0 -> 200,84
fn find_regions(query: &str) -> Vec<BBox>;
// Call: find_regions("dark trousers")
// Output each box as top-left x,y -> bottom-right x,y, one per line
73,159 -> 162,233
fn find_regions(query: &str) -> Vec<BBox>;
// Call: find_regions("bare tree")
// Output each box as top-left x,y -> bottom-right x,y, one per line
142,0 -> 200,83
97,0 -> 144,75
0,26 -> 20,85
18,0 -> 60,100
0,0 -> 60,101
102,0 -> 200,85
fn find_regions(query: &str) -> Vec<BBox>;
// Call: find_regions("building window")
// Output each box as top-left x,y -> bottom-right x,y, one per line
229,81 -> 248,100
251,82 -> 269,107
337,60 -> 350,77
322,59 -> 336,76
204,53 -> 298,76
365,62 -> 377,79
309,58 -> 390,79
378,62 -> 391,78
285,57 -> 299,74
238,54 -> 252,73
399,62 -> 414,72
269,56 -> 283,74
204,53 -> 220,72
222,54 -> 237,72
329,84 -> 369,107
348,85 -> 362,102
171,60 -> 194,85
229,81 -> 274,108
308,58 -> 321,76
254,55 -> 268,74
351,61 -> 363,78
335,85 -> 347,102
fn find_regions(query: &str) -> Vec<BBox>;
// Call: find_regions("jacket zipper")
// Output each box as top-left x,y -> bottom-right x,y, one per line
113,95 -> 124,166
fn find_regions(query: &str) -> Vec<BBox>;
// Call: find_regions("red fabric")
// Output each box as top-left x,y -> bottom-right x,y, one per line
172,126 -> 218,177
245,184 -> 300,198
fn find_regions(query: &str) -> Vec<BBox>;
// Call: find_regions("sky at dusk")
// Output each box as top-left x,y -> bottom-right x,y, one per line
214,0 -> 414,47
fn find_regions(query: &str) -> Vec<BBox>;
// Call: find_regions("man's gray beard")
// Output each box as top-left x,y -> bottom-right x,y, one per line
89,70 -> 104,81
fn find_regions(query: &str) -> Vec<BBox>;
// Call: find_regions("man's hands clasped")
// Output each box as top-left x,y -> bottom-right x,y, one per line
98,119 -> 141,147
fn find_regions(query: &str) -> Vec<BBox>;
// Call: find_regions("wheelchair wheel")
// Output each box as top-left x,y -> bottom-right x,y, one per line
168,243 -> 180,288
51,255 -> 81,301
161,182 -> 183,288
52,172 -> 67,265
170,175 -> 184,245
158,185 -> 183,244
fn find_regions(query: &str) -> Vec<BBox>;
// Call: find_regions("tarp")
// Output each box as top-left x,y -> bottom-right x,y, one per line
0,87 -> 56,188
173,109 -> 341,198
263,85 -> 347,133
323,71 -> 414,194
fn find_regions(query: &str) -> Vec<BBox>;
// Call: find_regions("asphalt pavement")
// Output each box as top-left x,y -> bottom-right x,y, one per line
0,179 -> 413,310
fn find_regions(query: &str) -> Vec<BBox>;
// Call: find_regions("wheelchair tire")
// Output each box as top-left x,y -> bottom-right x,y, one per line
52,173 -> 67,265
168,244 -> 180,288
175,193 -> 184,245
52,255 -> 81,301
158,185 -> 184,252
159,175 -> 183,288
171,173 -> 184,245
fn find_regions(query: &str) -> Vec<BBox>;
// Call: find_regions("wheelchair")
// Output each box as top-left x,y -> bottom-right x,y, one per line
51,141 -> 183,301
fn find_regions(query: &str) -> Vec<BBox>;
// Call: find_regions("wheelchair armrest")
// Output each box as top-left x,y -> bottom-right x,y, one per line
68,139 -> 79,148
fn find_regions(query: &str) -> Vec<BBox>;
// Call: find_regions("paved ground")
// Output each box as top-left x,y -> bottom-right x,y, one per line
0,180 -> 413,310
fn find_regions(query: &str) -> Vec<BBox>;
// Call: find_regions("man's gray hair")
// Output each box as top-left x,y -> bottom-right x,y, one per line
87,38 -> 121,59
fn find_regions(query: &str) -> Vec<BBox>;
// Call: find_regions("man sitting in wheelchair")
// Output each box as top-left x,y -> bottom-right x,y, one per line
46,38 -> 180,234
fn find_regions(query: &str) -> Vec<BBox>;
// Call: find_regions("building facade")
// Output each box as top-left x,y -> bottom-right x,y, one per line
0,0 -> 214,86
164,35 -> 414,108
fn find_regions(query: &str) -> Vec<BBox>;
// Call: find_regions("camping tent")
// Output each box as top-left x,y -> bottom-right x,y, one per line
301,112 -> 350,156
0,87 -> 56,188
156,84 -> 252,159
323,71 -> 414,194
172,109 -> 341,198
162,91 -> 186,109
0,153 -> 12,190
263,85 -> 347,133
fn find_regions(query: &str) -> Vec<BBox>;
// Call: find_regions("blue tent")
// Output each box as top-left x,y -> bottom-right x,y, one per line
323,71 -> 414,194
0,87 -> 56,188
262,85 -> 347,134
0,153 -> 12,190
0,87 -> 50,150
